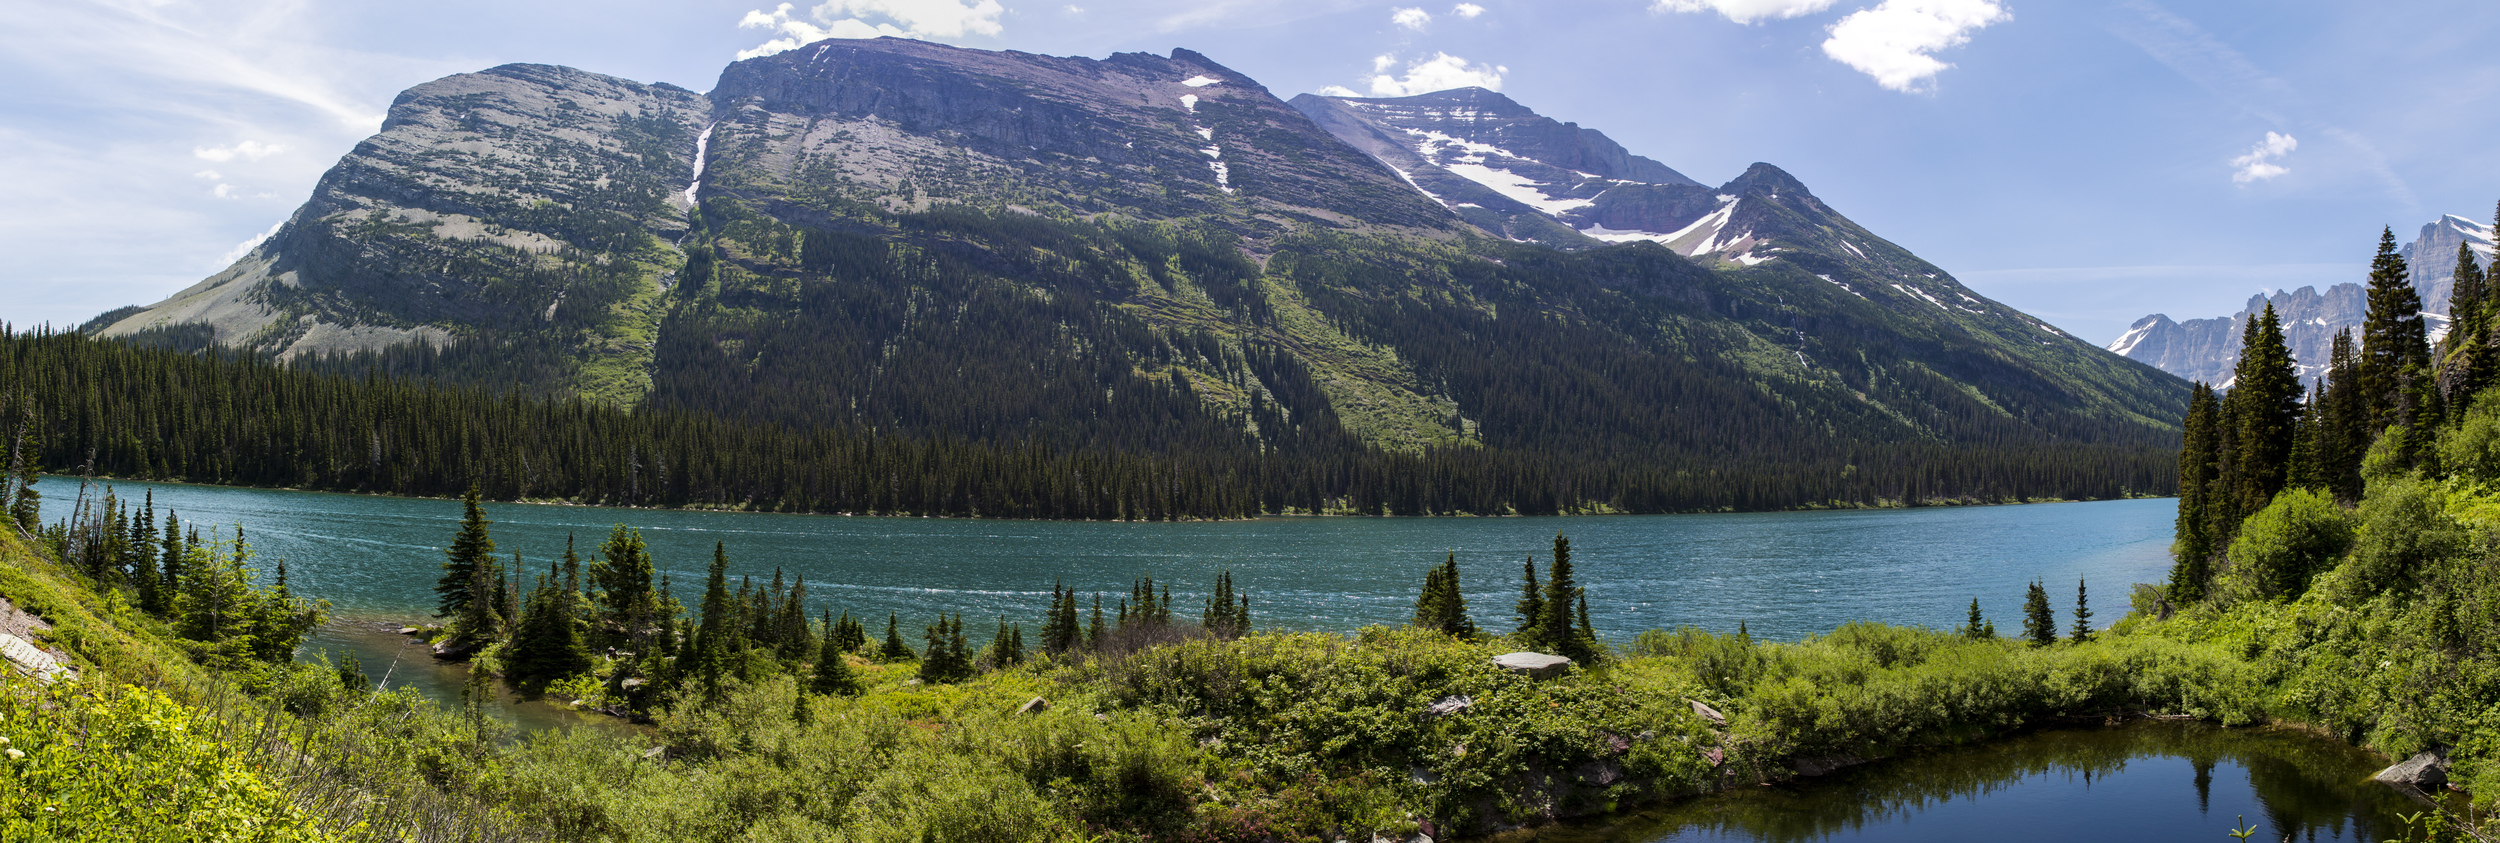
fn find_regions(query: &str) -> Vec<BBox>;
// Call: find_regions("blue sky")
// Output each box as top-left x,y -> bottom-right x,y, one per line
3,0 -> 2494,343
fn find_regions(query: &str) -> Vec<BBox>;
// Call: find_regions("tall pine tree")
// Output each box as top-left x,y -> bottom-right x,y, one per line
2171,382 -> 2221,601
436,486 -> 495,619
2360,227 -> 2431,431
2226,302 -> 2303,522
2021,581 -> 2056,647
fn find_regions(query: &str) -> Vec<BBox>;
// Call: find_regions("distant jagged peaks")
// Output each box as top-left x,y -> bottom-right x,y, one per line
2114,214 -> 2495,385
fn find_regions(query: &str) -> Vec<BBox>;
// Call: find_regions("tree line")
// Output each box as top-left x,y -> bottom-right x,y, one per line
1,322 -> 2173,520
2168,208 -> 2499,602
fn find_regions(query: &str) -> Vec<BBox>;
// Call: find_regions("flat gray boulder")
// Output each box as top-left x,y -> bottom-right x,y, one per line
1492,651 -> 1573,679
2374,751 -> 2448,789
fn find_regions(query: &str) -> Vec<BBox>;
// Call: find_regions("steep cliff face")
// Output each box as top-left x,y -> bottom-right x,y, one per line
1289,88 -> 1701,244
707,40 -> 1464,242
2402,213 -> 2498,319
2116,215 -> 2494,385
2107,285 -> 2365,387
96,64 -> 709,399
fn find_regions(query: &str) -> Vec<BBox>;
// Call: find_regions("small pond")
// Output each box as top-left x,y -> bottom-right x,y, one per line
1542,721 -> 2428,843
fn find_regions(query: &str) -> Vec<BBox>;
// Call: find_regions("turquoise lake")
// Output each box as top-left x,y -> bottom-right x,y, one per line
101,481 -> 2177,642
81,480 -> 2179,719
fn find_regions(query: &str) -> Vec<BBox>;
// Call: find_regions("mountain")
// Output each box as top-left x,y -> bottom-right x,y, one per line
2111,214 -> 2494,385
82,38 -> 2188,510
1287,88 -> 1702,243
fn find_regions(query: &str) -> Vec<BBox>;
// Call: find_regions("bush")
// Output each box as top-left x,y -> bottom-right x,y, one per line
2220,488 -> 2356,602
0,676 -> 338,843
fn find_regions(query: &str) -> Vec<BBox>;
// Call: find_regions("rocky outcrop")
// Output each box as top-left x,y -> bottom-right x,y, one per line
2373,750 -> 2448,790
96,64 -> 709,392
709,39 -> 1463,241
1492,652 -> 1573,679
2116,214 -> 2492,385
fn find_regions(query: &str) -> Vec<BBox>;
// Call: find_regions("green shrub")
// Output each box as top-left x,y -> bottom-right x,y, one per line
0,676 -> 338,842
2221,488 -> 2357,602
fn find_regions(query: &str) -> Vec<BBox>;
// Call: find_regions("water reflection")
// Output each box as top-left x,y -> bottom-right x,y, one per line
1547,723 -> 2417,843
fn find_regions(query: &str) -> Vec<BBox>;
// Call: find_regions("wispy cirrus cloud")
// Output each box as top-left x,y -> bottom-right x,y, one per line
2105,0 -> 2414,207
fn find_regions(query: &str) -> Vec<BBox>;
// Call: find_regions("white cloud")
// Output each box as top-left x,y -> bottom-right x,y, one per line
1372,54 -> 1397,72
1652,0 -> 1838,24
215,219 -> 286,268
737,0 -> 1006,59
1318,84 -> 1363,97
213,183 -> 238,199
2230,131 -> 2297,183
193,140 -> 286,163
1819,0 -> 2008,92
1452,3 -> 1485,17
193,169 -> 223,180
1064,3 -> 1083,10
1365,52 -> 1506,97
1391,7 -> 1432,28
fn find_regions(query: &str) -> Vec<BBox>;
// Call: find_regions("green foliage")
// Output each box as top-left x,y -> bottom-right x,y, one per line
1202,570 -> 1249,639
2021,581 -> 2056,647
0,676 -> 339,843
2219,488 -> 2357,603
1958,598 -> 1996,640
1410,553 -> 1476,639
2339,475 -> 2466,599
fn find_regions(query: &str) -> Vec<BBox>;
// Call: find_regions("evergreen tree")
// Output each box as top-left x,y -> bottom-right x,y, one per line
131,497 -> 164,616
3,392 -> 38,534
879,612 -> 912,661
2448,240 -> 2490,400
988,615 -> 1025,667
2021,581 -> 2056,647
157,512 -> 183,606
689,541 -> 736,693
2226,303 -> 2303,520
1513,556 -> 1544,646
1203,570 -> 1249,639
1958,598 -> 1996,640
833,611 -> 865,654
1085,595 -> 1104,648
1411,553 -> 1476,638
2360,227 -> 2430,431
1541,534 -> 1591,662
2070,578 -> 2093,643
451,546 -> 506,651
810,610 -> 861,696
1042,582 -> 1078,653
2319,330 -> 2369,502
589,525 -> 656,648
436,486 -> 495,619
505,561 -> 593,691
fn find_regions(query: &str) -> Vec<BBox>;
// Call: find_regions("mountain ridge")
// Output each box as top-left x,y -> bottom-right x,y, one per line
82,37 -> 2187,508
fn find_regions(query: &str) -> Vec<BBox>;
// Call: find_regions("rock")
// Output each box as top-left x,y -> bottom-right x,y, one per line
619,678 -> 647,691
1016,697 -> 1050,715
1574,759 -> 1624,786
1702,746 -> 1724,767
397,627 -> 419,635
1492,652 -> 1573,679
641,746 -> 668,761
1793,754 -> 1868,777
1688,699 -> 1727,726
2374,751 -> 2449,789
1597,731 -> 1631,755
1424,694 -> 1472,717
0,632 -> 73,684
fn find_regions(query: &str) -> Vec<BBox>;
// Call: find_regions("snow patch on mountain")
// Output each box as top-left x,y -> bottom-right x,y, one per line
1442,161 -> 1593,214
1182,75 -> 1220,87
2106,320 -> 2157,356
